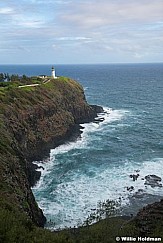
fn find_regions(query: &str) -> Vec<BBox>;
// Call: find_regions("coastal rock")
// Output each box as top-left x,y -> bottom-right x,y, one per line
129,174 -> 139,181
144,174 -> 162,188
133,199 -> 163,236
94,117 -> 105,123
132,189 -> 144,198
127,186 -> 134,192
90,104 -> 104,114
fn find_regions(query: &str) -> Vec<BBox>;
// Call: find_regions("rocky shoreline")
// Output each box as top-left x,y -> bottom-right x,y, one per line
113,168 -> 163,239
0,76 -> 104,228
29,105 -> 104,188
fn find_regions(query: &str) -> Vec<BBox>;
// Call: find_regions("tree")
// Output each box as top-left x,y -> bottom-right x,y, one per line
0,73 -> 5,82
10,74 -> 19,82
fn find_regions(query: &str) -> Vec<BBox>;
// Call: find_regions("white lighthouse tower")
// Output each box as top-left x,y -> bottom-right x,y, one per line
51,66 -> 57,79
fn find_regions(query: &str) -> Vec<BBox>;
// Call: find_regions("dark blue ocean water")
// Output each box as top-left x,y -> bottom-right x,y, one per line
1,63 -> 163,229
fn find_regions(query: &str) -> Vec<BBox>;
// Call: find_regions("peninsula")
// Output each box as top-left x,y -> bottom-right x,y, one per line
0,75 -> 102,240
0,75 -> 162,242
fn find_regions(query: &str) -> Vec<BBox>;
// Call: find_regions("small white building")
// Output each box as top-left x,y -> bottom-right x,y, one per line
51,66 -> 57,79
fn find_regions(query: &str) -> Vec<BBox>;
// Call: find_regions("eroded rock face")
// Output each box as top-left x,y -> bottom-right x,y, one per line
5,79 -> 101,162
0,77 -> 102,227
134,199 -> 163,236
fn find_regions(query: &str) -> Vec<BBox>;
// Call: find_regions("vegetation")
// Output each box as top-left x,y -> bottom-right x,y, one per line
0,73 -> 10,82
0,73 -> 44,88
83,199 -> 121,226
0,203 -> 130,243
0,206 -> 163,243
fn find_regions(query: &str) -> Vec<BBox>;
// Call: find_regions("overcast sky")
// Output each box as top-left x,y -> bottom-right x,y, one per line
0,0 -> 163,64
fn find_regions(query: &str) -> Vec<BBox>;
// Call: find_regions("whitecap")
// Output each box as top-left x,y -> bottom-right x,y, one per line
36,157 -> 163,230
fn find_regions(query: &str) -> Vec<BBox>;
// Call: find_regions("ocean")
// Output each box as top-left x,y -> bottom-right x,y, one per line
1,63 -> 163,229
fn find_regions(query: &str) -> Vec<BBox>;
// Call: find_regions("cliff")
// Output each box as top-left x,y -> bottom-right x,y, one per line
133,199 -> 163,236
0,76 -> 102,229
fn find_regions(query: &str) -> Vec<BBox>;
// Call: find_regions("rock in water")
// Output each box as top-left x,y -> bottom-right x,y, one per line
144,175 -> 162,188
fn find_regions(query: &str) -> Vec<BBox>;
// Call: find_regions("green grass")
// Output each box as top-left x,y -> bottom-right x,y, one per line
0,206 -> 130,243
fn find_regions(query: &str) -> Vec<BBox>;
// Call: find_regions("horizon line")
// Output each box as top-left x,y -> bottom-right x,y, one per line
0,62 -> 163,66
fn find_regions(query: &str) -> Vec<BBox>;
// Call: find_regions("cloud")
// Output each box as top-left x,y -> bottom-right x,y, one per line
0,0 -> 163,63
0,7 -> 13,14
13,15 -> 46,28
56,36 -> 91,41
60,0 -> 163,29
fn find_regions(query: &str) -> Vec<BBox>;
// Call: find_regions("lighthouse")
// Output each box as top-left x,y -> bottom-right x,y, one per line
51,66 -> 57,79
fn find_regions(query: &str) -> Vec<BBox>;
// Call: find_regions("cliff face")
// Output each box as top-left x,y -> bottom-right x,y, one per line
0,77 -> 102,227
133,199 -> 163,236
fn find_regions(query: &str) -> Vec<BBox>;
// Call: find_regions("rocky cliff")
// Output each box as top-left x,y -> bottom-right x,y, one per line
0,77 -> 102,228
133,199 -> 163,236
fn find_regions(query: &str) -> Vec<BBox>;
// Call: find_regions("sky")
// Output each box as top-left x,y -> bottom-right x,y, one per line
0,0 -> 163,64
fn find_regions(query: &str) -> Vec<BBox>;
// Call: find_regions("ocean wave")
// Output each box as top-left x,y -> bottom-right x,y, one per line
41,157 -> 163,230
